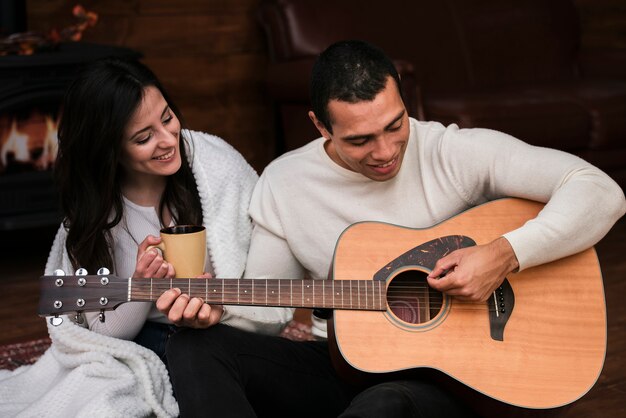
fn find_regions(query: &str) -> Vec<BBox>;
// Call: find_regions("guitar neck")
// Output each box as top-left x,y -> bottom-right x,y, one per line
130,278 -> 386,311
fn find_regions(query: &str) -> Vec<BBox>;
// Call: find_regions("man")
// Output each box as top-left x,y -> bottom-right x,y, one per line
159,40 -> 625,417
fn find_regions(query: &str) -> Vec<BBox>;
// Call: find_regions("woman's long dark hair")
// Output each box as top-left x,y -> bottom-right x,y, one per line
55,58 -> 203,273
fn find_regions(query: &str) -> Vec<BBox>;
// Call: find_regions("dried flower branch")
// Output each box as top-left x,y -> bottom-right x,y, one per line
0,4 -> 99,56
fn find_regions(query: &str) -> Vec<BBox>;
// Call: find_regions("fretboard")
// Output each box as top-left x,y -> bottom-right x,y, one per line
130,278 -> 386,311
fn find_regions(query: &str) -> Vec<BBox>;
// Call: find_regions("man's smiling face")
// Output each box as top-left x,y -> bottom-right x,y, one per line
312,76 -> 410,182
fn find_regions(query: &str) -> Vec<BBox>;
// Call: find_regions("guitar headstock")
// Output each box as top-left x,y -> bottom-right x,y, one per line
39,267 -> 129,318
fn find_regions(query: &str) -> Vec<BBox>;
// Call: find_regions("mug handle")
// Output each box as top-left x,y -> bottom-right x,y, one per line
146,242 -> 165,256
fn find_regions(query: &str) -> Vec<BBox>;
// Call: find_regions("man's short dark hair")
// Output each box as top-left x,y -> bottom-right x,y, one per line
310,40 -> 403,133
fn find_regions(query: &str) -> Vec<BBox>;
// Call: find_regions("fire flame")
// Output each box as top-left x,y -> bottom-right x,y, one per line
1,119 -> 30,166
0,114 -> 59,173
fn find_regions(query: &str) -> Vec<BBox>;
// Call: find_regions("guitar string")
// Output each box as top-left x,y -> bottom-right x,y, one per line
127,286 -> 487,310
47,283 -> 498,311
46,281 -> 498,297
44,300 -> 487,313
49,296 -> 492,312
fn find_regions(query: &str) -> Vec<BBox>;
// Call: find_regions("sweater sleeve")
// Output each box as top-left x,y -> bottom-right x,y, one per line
219,171 -> 306,334
502,162 -> 626,270
441,126 -> 626,270
220,226 -> 298,334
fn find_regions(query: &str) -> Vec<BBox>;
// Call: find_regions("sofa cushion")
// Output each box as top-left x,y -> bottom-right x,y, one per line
425,79 -> 626,152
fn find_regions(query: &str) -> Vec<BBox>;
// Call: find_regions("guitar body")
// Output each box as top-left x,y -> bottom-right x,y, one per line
331,198 -> 606,409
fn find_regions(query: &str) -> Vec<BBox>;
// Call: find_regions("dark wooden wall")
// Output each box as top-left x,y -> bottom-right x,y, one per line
26,0 -> 626,173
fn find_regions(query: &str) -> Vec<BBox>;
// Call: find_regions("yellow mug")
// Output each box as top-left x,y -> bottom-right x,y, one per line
147,225 -> 206,278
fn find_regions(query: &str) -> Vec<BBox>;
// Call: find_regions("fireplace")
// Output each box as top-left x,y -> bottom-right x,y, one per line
0,42 -> 140,230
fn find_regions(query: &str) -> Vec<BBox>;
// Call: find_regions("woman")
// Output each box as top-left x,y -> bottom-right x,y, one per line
45,57 -> 290,361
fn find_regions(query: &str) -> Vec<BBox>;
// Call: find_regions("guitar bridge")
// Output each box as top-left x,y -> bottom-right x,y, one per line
489,278 -> 515,341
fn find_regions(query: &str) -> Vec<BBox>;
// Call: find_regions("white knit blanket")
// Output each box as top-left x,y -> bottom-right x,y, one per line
0,130 -> 264,417
0,318 -> 178,418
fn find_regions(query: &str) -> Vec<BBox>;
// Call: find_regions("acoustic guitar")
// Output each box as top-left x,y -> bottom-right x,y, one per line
39,198 -> 606,409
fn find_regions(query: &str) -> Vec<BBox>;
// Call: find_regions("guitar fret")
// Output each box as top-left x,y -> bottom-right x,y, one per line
349,281 -> 352,309
338,282 -> 341,308
267,280 -> 273,306
350,280 -> 354,309
374,282 -> 380,308
272,280 -> 276,305
373,281 -> 376,309
374,281 -> 377,309
244,280 -> 252,304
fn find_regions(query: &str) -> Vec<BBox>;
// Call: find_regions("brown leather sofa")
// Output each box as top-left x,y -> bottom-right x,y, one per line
258,0 -> 626,189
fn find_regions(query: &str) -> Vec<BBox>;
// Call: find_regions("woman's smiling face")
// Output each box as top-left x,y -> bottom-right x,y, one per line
119,86 -> 182,183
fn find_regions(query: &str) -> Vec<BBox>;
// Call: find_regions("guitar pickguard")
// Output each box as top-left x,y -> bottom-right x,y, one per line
373,235 -> 477,281
374,235 -> 515,340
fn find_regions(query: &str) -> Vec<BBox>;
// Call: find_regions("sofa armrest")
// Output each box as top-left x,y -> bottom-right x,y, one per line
578,48 -> 626,80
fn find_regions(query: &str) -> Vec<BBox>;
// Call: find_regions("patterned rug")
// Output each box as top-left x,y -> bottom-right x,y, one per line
0,319 -> 313,372
0,337 -> 51,371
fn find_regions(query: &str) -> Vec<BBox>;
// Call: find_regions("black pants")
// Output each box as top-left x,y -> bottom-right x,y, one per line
133,321 -> 179,367
166,324 -> 473,418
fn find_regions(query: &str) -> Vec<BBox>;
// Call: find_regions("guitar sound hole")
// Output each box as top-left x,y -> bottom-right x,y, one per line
387,270 -> 442,324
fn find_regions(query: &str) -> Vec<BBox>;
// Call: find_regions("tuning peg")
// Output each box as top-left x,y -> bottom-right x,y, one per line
75,268 -> 88,286
99,310 -> 106,323
74,313 -> 84,324
53,269 -> 66,286
49,316 -> 63,326
97,267 -> 110,285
